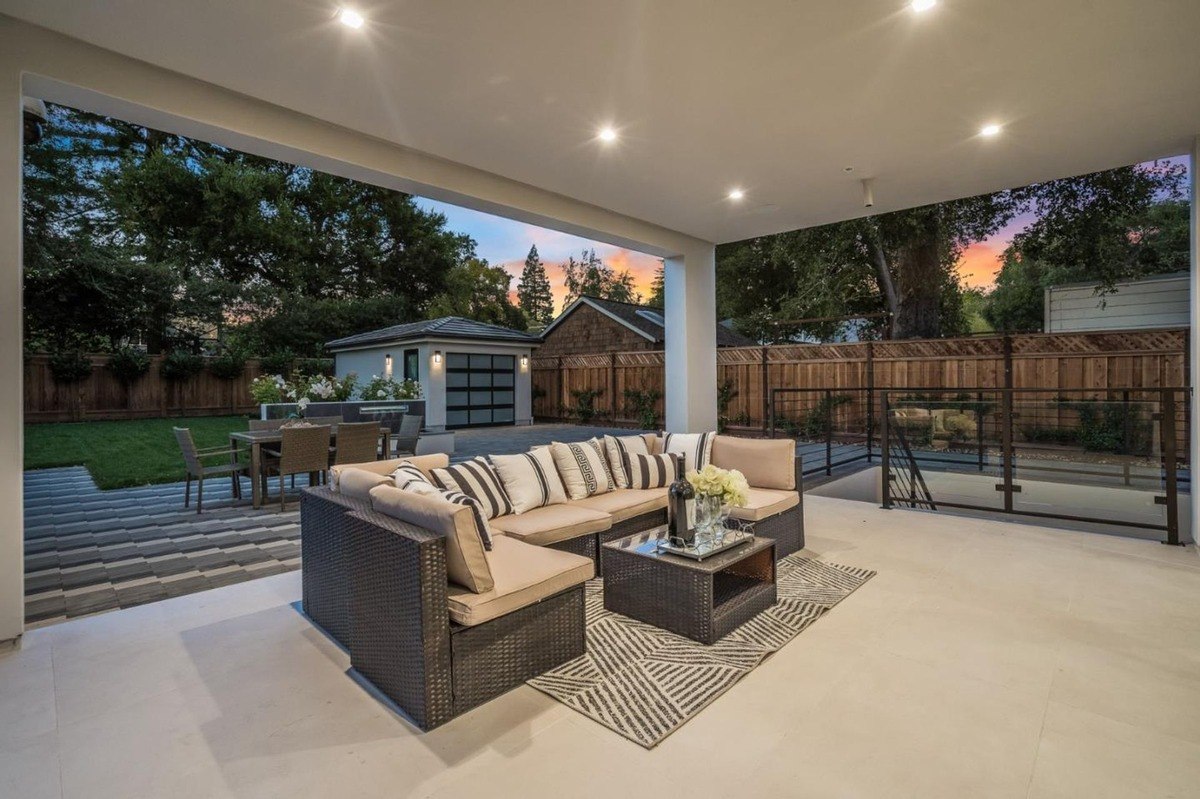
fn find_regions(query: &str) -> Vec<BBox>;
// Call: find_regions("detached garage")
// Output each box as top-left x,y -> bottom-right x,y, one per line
327,317 -> 540,431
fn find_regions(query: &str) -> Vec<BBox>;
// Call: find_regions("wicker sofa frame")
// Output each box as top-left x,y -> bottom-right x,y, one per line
726,456 -> 805,558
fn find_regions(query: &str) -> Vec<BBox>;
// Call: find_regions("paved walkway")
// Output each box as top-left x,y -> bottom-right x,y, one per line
21,423 -> 653,627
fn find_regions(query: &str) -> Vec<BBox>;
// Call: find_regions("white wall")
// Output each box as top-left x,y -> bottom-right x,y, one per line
1191,135 -> 1199,550
0,52 -> 22,642
333,340 -> 534,432
1045,274 -> 1190,333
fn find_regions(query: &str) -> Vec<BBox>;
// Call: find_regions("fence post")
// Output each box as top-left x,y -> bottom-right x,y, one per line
760,345 -> 769,435
866,340 -> 875,463
880,391 -> 892,509
977,391 -> 985,472
1161,389 -> 1181,545
768,388 -> 776,439
825,388 -> 833,476
609,352 -> 618,422
1000,388 -> 1015,512
555,357 -> 563,421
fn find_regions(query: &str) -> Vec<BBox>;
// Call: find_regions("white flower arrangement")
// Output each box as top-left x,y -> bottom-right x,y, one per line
686,464 -> 750,507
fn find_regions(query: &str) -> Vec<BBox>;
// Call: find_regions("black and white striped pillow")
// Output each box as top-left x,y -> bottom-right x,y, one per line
431,457 -> 514,519
628,452 -> 678,490
604,434 -> 651,489
400,480 -> 493,550
392,462 -> 433,491
662,431 -> 714,473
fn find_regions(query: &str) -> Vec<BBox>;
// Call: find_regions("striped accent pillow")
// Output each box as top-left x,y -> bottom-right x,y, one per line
489,449 -> 568,514
431,457 -> 514,519
587,437 -> 617,489
400,481 -> 493,550
628,452 -> 678,490
662,431 -> 714,474
550,440 -> 614,500
392,462 -> 433,491
603,434 -> 651,489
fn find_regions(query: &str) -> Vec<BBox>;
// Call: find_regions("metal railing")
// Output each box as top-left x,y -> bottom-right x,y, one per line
769,385 -> 1191,544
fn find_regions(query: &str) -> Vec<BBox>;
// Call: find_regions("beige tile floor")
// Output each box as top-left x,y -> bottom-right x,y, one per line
3,495 -> 1200,799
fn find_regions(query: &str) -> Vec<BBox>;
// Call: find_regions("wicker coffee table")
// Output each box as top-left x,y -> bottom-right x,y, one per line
601,526 -> 777,644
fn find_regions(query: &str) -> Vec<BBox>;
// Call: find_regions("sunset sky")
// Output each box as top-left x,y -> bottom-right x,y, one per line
418,156 -> 1189,308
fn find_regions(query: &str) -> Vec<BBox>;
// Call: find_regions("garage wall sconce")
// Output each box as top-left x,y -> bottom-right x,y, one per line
433,350 -> 442,365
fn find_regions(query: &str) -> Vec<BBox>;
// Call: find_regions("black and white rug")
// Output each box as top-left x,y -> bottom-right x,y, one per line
528,555 -> 876,748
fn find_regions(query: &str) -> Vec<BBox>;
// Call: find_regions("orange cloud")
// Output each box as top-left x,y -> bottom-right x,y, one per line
956,241 -> 1004,290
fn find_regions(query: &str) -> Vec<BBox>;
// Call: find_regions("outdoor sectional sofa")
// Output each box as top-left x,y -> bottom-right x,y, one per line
299,433 -> 804,730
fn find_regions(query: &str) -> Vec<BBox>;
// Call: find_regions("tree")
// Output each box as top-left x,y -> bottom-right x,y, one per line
562,249 -> 641,306
516,244 -> 554,327
23,101 -> 485,356
647,264 -> 666,309
426,258 -> 527,329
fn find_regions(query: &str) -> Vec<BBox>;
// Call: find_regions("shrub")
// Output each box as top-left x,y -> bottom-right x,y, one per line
249,374 -> 287,405
298,372 -> 359,402
798,393 -> 853,438
360,375 -> 421,401
48,349 -> 93,384
208,347 -> 248,381
106,347 -> 151,385
624,388 -> 662,430
160,349 -> 204,382
260,349 -> 294,377
571,389 -> 604,424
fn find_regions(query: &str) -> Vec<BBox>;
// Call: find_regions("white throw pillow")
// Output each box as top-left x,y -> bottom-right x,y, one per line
550,440 -> 614,500
662,431 -> 715,474
603,434 -> 651,489
489,449 -> 568,514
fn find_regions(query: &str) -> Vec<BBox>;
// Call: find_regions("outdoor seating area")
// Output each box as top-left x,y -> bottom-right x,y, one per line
298,431 -> 806,735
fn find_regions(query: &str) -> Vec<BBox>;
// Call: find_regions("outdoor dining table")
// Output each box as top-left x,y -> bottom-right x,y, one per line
229,425 -> 391,509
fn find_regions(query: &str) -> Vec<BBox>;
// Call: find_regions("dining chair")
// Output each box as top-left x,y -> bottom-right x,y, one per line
331,420 -> 382,465
392,414 -> 424,457
173,427 -> 248,513
261,425 -> 333,511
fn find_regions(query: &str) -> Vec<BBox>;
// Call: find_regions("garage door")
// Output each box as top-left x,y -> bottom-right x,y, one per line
445,353 -> 516,428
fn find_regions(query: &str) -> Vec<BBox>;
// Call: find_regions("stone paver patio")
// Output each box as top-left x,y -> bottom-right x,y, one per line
21,423 -> 653,627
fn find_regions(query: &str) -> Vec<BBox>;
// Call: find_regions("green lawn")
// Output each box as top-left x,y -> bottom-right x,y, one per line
24,416 -> 253,490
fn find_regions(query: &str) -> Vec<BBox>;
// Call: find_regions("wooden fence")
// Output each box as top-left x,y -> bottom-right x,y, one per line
531,328 -> 1190,430
24,354 -> 265,423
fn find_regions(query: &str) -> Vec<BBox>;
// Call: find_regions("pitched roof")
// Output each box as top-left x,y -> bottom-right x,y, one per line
326,316 -> 540,351
543,296 -> 756,348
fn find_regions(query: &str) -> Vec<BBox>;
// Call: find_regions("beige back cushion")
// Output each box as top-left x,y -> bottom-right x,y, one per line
710,435 -> 796,491
369,484 -> 494,593
642,433 -> 662,455
338,468 -> 393,500
331,453 -> 450,490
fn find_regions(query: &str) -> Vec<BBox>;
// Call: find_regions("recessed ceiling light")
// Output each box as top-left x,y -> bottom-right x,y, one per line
728,188 -> 745,201
911,0 -> 937,12
597,126 -> 618,143
337,7 -> 365,28
980,123 -> 1002,137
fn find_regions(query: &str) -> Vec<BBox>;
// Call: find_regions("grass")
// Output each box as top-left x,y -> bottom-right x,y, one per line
24,415 -> 253,490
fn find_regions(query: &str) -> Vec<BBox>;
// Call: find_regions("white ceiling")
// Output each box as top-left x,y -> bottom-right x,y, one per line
3,0 -> 1199,245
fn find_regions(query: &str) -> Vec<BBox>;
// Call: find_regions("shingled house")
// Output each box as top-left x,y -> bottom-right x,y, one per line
538,296 -> 755,357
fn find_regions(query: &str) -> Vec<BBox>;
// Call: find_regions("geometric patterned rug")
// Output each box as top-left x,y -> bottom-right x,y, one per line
528,555 -> 876,748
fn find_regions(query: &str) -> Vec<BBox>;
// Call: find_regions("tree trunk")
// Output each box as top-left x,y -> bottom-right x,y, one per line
892,211 -> 943,339
862,223 -> 899,339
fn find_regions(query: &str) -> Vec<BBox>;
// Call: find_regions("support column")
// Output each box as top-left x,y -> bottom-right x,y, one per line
0,70 -> 23,643
663,244 -> 718,432
1190,135 -> 1199,546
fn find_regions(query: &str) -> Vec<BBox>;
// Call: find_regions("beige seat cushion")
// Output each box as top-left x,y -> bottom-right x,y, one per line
572,488 -> 667,523
447,536 -> 594,626
338,467 -> 393,500
369,484 -> 494,593
710,435 -> 796,490
490,504 -> 612,546
331,454 -> 449,490
729,487 -> 800,522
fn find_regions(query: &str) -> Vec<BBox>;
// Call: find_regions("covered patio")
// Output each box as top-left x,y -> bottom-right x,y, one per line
1,2 -> 1199,796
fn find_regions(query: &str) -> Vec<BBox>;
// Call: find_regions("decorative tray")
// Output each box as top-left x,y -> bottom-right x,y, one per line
656,529 -> 753,561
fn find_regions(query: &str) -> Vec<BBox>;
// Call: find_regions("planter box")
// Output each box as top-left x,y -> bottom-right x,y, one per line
260,399 -> 426,428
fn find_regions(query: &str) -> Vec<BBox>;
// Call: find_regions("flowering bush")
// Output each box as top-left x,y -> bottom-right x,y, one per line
249,372 -> 359,405
686,464 -> 750,507
360,375 -> 422,401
